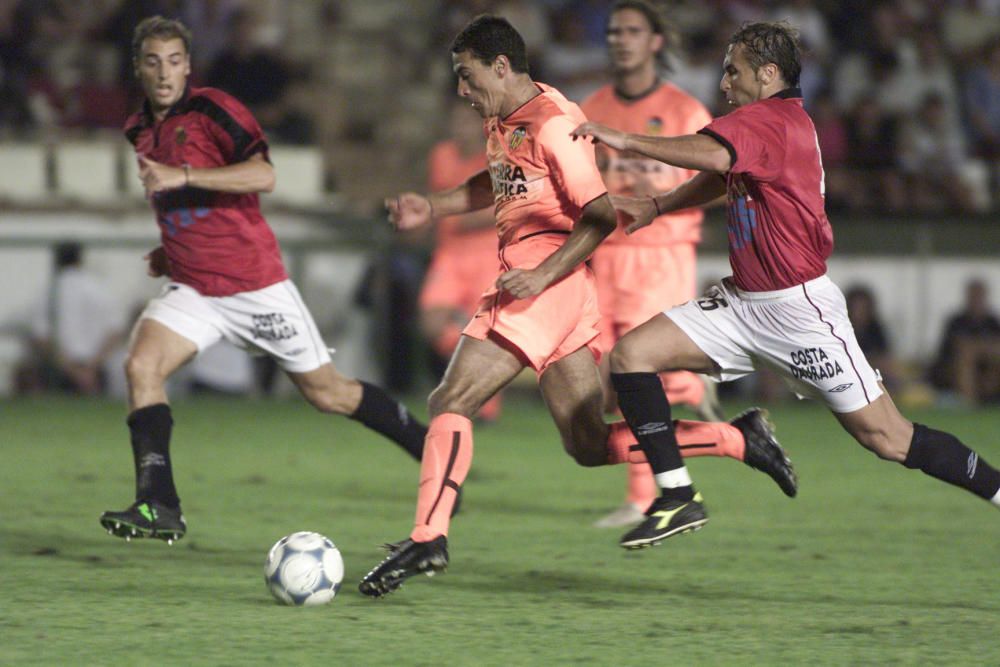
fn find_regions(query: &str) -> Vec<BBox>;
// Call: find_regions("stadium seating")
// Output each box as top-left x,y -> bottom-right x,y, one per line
0,144 -> 48,203
268,145 -> 325,207
54,141 -> 119,205
121,146 -> 146,202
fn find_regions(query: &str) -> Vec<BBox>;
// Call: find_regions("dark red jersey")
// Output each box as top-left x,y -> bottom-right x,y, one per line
699,88 -> 833,292
124,86 -> 287,296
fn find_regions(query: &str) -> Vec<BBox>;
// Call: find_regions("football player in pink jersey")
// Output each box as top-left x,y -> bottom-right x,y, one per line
360,15 -> 795,597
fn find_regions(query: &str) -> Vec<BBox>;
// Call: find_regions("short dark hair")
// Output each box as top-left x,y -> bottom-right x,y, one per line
451,15 -> 529,74
610,0 -> 676,70
729,21 -> 802,88
132,15 -> 192,63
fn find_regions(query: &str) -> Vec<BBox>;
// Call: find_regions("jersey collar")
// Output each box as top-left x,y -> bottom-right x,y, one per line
613,79 -> 663,103
140,84 -> 193,126
502,83 -> 545,122
770,87 -> 802,100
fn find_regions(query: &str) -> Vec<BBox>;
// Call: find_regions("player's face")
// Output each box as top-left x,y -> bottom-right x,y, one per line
606,8 -> 662,74
720,43 -> 763,108
453,50 -> 502,118
135,37 -> 191,115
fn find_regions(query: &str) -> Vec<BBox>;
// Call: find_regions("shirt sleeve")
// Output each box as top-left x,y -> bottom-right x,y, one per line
699,105 -> 784,181
198,90 -> 270,164
537,114 -> 607,211
676,98 -> 714,183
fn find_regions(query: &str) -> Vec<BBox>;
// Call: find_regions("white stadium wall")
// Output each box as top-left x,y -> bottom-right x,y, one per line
0,212 -> 997,396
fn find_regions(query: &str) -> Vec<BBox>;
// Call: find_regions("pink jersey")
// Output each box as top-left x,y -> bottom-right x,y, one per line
485,83 -> 608,249
580,82 -> 711,246
699,89 -> 833,292
124,86 -> 287,297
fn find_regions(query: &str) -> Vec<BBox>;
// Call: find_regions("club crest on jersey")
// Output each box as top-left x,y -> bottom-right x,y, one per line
174,126 -> 187,145
646,116 -> 663,135
509,126 -> 527,150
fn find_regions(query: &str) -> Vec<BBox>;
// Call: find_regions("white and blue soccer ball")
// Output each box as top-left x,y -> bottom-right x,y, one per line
265,531 -> 344,606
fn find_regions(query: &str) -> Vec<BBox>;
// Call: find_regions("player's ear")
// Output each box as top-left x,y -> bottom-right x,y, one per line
494,55 -> 507,77
758,62 -> 778,85
651,33 -> 664,54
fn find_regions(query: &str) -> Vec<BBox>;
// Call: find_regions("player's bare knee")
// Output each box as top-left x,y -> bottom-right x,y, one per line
124,353 -> 163,386
565,441 -> 606,467
556,421 -> 606,467
427,383 -> 475,419
609,339 -> 657,374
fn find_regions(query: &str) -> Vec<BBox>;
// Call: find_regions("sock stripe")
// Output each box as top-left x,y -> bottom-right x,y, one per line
679,443 -> 717,450
424,431 -> 461,524
636,442 -> 719,451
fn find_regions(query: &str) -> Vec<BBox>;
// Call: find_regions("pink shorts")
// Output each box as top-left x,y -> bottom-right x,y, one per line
462,236 -> 601,375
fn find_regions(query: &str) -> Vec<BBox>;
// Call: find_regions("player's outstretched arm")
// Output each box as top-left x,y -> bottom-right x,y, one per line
139,153 -> 275,196
386,169 -> 493,231
496,194 -> 617,299
571,123 -> 731,174
615,171 -> 728,235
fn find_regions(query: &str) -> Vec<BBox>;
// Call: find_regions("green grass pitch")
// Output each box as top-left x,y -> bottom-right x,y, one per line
2,395 -> 999,665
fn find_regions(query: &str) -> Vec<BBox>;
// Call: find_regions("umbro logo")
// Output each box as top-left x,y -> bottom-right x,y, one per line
636,421 -> 671,436
140,453 -> 167,468
828,383 -> 854,393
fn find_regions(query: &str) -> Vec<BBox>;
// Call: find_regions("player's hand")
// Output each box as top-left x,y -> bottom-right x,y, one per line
144,246 -> 171,278
496,268 -> 550,300
570,122 -> 628,151
611,195 -> 657,235
385,192 -> 432,230
138,155 -> 186,195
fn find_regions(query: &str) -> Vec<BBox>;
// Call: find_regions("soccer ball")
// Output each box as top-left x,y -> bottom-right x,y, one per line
265,531 -> 344,606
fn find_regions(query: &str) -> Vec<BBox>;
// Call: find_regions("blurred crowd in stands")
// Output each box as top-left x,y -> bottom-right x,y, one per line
0,0 -> 314,144
1,0 -> 1000,212
4,0 -> 1000,406
4,0 -> 1000,213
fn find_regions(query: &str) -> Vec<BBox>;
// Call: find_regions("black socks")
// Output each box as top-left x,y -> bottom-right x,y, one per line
612,371 -> 693,502
128,403 -> 180,508
350,381 -> 427,461
904,423 -> 1000,501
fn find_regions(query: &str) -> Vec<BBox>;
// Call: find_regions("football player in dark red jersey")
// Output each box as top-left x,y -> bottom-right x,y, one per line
573,21 -> 1000,548
100,16 -> 429,543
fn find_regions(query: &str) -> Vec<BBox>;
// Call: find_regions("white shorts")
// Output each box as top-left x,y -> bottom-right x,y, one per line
666,275 -> 883,413
139,280 -> 332,374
